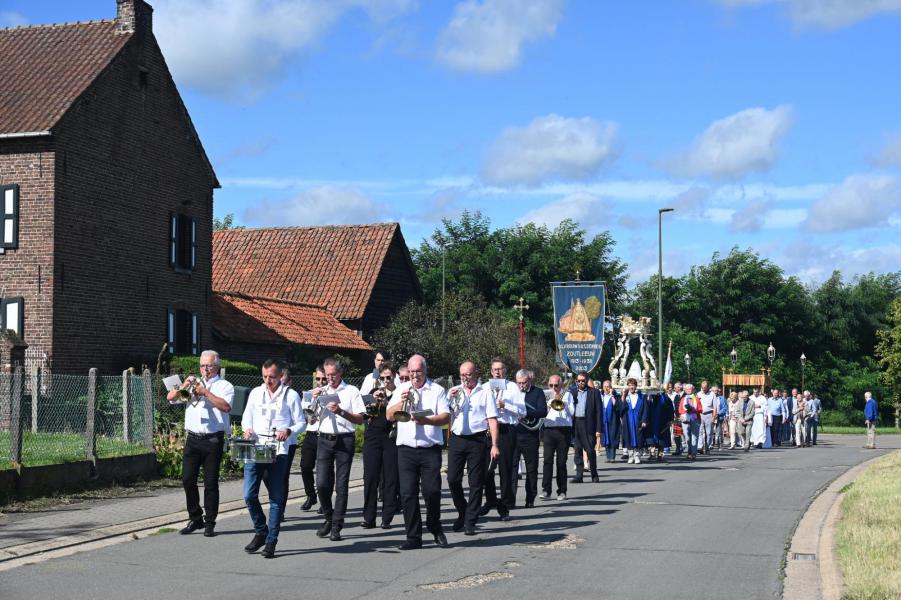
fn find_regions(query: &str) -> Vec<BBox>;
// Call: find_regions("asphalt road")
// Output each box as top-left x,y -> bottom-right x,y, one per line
1,435 -> 895,600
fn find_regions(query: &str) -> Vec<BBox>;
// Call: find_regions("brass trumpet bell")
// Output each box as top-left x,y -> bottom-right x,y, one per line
550,395 -> 565,411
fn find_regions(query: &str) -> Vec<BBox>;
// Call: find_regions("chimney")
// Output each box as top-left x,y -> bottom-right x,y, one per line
116,0 -> 153,38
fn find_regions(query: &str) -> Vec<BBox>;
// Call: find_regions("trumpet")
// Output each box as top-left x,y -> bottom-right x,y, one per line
304,385 -> 328,425
447,379 -> 464,415
365,378 -> 389,419
175,375 -> 204,402
549,392 -> 566,412
394,384 -> 420,423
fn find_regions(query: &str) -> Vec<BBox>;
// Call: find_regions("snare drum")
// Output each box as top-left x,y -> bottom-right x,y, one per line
228,437 -> 277,465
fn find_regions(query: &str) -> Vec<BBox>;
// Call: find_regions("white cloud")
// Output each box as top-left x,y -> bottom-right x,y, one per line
779,241 -> 901,282
671,186 -> 711,216
516,192 -> 612,230
874,134 -> 901,166
729,199 -> 770,232
241,185 -> 388,226
153,0 -> 415,101
0,11 -> 27,26
482,115 -> 620,186
665,105 -> 795,180
803,174 -> 901,232
436,0 -> 563,73
715,0 -> 901,30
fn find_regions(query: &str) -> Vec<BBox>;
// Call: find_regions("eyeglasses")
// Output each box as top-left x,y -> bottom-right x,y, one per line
576,379 -> 588,384
398,376 -> 410,381
548,383 -> 561,388
379,376 -> 393,381
314,377 -> 326,382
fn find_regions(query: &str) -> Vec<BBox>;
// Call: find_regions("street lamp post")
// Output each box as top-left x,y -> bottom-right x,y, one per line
800,353 -> 807,391
658,208 -> 674,379
730,347 -> 737,372
684,353 -> 691,384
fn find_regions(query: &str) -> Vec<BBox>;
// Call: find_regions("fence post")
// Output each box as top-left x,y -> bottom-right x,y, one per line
122,369 -> 131,443
10,366 -> 24,466
30,365 -> 40,433
142,369 -> 153,450
85,368 -> 97,463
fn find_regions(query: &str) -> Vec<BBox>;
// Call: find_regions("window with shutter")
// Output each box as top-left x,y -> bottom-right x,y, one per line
2,184 -> 19,250
167,308 -> 199,355
191,312 -> 200,355
169,213 -> 197,271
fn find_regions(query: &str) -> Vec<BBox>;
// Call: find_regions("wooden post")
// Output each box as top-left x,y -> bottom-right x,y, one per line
30,364 -> 40,434
122,369 -> 131,443
142,369 -> 153,449
10,366 -> 24,466
85,368 -> 97,462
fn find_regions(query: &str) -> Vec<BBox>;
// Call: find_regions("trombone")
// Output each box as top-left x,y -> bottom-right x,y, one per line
394,384 -> 420,423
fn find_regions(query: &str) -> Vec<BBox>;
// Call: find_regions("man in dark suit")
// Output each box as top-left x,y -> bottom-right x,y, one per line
570,371 -> 602,483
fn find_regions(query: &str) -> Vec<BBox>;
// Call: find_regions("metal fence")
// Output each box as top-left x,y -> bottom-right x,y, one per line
1,368 -> 154,468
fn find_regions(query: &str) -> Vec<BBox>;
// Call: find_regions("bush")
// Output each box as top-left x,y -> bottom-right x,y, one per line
153,421 -> 242,479
168,355 -> 259,376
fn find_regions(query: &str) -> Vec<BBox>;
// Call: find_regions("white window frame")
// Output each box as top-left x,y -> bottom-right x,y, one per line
2,184 -> 20,250
1,296 -> 24,338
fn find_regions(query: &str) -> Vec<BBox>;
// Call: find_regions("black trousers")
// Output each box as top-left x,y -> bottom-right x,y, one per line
447,433 -> 487,528
543,427 -> 572,495
483,423 -> 517,515
513,429 -> 540,505
316,433 -> 355,528
397,445 -> 444,542
299,431 -> 318,498
770,415 -> 783,447
282,443 -> 298,497
362,426 -> 400,525
572,417 -> 598,478
182,431 -> 225,525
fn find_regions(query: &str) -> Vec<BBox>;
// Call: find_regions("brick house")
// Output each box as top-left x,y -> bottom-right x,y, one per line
213,223 -> 423,347
0,0 -> 217,373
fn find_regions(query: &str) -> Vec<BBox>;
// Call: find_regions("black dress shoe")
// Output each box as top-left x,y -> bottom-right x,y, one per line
317,506 -> 325,515
477,503 -> 495,517
261,542 -> 276,558
452,517 -> 465,532
316,522 -> 332,538
591,476 -> 600,483
203,523 -> 216,537
433,531 -> 449,547
360,521 -> 376,529
244,533 -> 266,553
380,521 -> 392,530
570,477 -> 584,484
524,501 -> 534,508
399,539 -> 422,550
179,520 -> 204,535
330,527 -> 342,542
301,496 -> 318,511
498,513 -> 512,522
464,527 -> 477,536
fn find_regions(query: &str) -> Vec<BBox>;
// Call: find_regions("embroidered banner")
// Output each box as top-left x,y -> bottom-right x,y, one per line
551,281 -> 606,374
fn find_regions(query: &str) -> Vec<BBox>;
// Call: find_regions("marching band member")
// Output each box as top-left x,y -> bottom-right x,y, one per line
314,357 -> 365,542
540,375 -> 574,501
388,354 -> 450,550
599,380 -> 620,463
299,367 -> 325,513
167,349 -> 234,538
512,369 -> 548,508
446,361 -> 499,535
619,378 -> 648,464
359,351 -> 386,395
479,358 -> 525,520
361,364 -> 400,529
241,359 -> 304,558
570,372 -> 602,482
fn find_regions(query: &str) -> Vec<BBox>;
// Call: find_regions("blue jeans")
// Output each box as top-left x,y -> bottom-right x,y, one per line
684,420 -> 700,456
244,454 -> 290,544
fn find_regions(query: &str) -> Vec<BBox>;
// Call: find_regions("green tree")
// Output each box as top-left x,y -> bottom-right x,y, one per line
213,213 -> 245,231
875,296 -> 901,428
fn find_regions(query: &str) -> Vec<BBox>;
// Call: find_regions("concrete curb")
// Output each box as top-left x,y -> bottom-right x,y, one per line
782,450 -> 889,600
0,476 -> 365,572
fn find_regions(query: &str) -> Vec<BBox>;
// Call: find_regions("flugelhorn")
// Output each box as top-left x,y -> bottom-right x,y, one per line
550,392 -> 565,412
175,375 -> 204,402
394,384 -> 420,423
304,384 -> 328,425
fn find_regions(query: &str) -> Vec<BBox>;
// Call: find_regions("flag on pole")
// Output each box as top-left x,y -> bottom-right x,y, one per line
663,340 -> 673,385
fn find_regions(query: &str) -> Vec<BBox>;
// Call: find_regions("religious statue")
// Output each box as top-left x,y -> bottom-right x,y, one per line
561,298 -> 596,342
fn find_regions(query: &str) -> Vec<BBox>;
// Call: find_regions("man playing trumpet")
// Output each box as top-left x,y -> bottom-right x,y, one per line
166,350 -> 234,538
446,361 -> 499,535
361,363 -> 400,530
540,374 -> 574,501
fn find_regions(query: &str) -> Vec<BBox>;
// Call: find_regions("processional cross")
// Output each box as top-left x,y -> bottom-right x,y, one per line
514,297 -> 530,369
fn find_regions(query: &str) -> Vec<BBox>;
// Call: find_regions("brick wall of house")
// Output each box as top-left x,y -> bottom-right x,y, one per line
51,32 -> 216,373
359,231 -> 422,339
0,137 -> 56,357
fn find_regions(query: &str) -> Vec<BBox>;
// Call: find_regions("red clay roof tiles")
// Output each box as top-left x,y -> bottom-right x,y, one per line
213,223 -> 401,321
213,292 -> 371,352
0,20 -> 131,134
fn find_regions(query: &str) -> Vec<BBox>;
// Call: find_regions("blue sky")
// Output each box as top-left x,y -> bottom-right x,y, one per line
4,0 -> 901,284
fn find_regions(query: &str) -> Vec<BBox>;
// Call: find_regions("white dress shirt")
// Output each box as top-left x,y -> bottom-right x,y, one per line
450,383 -> 497,435
301,390 -> 321,433
174,374 -> 234,434
698,391 -> 716,414
359,369 -> 379,395
390,380 -> 449,447
317,380 -> 365,435
601,392 -> 616,412
241,383 -> 304,455
543,391 -> 574,428
489,379 -> 526,425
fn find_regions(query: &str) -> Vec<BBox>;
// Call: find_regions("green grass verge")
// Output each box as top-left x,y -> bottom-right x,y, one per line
0,431 -> 148,468
836,450 -> 901,600
819,426 -> 901,435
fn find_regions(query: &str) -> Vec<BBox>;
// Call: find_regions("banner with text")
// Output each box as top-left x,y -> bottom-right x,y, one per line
551,281 -> 606,374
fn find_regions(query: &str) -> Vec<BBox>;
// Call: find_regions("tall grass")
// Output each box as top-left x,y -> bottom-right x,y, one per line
836,450 -> 901,600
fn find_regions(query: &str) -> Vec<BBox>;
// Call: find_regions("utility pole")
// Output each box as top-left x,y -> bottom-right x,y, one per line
658,208 -> 674,377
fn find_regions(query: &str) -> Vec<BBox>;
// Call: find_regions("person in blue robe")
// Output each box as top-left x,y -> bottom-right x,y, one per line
618,378 -> 649,464
598,380 -> 620,463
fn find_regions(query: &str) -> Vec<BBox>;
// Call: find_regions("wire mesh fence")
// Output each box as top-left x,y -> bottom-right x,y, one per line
1,368 -> 153,468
